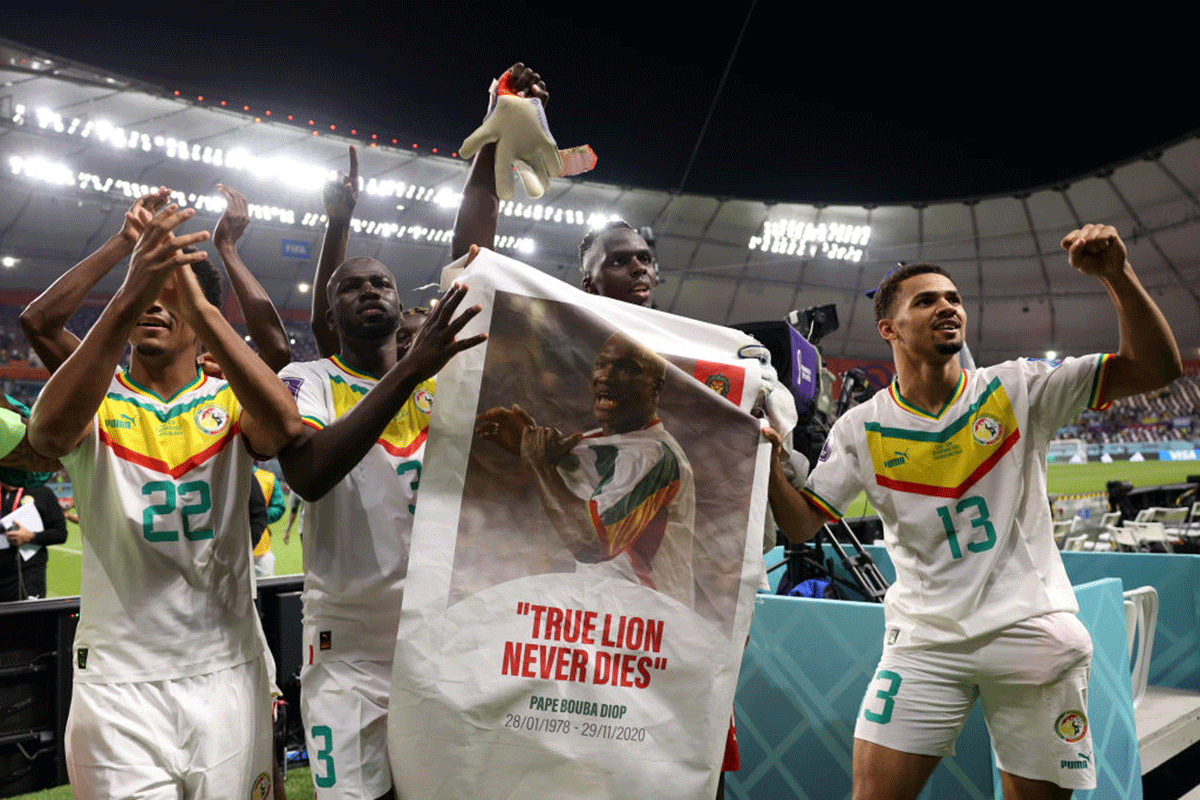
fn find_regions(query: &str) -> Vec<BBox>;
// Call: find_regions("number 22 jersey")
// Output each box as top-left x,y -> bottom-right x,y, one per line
802,355 -> 1113,645
61,369 -> 262,683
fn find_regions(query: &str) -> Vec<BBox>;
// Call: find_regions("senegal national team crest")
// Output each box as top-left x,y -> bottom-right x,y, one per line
414,388 -> 434,415
972,414 -> 1003,447
250,771 -> 271,800
194,404 -> 231,436
1055,710 -> 1088,743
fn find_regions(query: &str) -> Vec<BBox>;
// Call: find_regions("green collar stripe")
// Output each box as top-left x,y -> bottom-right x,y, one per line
106,385 -> 233,423
328,374 -> 370,397
866,377 -> 1002,442
889,370 -> 965,419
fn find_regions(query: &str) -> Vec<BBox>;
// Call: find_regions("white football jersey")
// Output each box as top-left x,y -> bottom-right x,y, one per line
803,355 -> 1113,644
61,370 -> 263,683
558,420 -> 696,608
279,356 -> 435,661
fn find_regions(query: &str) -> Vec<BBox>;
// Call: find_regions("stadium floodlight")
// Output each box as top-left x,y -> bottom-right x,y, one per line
587,212 -> 620,230
9,155 -> 74,186
9,107 -> 610,227
432,188 -> 462,209
748,218 -> 870,263
297,283 -> 311,293
1045,350 -> 1057,360
1,256 -> 18,268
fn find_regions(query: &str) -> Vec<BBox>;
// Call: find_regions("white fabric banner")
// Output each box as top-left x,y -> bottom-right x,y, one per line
389,251 -> 771,799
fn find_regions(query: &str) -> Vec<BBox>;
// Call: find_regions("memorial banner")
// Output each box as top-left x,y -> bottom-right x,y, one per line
389,251 -> 771,799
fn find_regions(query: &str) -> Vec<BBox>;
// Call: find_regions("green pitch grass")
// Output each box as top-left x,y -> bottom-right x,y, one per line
835,459 -> 1198,520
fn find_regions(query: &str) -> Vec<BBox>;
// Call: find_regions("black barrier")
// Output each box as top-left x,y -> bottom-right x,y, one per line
0,576 -> 303,797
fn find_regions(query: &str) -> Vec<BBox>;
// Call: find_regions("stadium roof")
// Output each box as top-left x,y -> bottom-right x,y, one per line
0,33 -> 1197,365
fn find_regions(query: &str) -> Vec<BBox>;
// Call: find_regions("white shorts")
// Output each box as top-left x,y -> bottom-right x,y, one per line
66,657 -> 274,800
854,612 -> 1096,790
300,658 -> 392,800
254,550 -> 276,578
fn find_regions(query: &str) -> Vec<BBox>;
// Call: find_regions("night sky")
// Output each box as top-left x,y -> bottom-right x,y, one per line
5,2 -> 1195,205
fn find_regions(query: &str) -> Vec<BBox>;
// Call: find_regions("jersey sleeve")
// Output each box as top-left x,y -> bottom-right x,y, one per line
1021,354 -> 1114,441
277,362 -> 330,431
578,440 -> 683,560
800,415 -> 864,521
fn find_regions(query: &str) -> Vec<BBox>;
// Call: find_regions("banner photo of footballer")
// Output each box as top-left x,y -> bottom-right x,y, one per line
390,251 -> 770,799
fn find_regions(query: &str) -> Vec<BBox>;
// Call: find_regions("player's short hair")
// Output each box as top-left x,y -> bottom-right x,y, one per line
403,306 -> 430,319
872,263 -> 952,322
182,247 -> 223,309
578,220 -> 636,268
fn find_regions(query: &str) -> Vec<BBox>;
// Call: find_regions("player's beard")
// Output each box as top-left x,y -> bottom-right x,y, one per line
135,341 -> 166,358
935,340 -> 964,356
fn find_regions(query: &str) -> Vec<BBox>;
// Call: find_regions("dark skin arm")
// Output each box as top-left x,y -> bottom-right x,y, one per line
312,145 -> 358,358
28,205 -> 211,458
20,187 -> 170,373
163,264 -> 303,458
0,435 -> 62,473
762,427 -> 825,545
278,284 -> 486,501
1060,225 -> 1181,401
450,63 -> 549,260
519,423 -> 604,561
213,184 -> 290,371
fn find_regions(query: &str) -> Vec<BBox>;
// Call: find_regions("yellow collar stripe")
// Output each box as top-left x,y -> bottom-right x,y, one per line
330,354 -> 381,381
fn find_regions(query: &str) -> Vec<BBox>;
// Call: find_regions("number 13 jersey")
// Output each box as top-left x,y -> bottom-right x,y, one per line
801,355 -> 1113,645
61,369 -> 262,683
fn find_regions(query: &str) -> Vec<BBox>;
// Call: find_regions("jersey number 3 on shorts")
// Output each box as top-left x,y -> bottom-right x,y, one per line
141,480 -> 213,542
936,495 -> 997,559
862,669 -> 902,724
311,725 -> 337,788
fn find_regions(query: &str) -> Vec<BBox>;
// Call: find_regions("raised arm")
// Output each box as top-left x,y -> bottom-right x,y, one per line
213,184 -> 290,371
28,205 -> 210,458
161,262 -> 303,459
1060,224 -> 1182,401
20,187 -> 170,372
312,145 -> 358,358
278,284 -> 485,501
450,63 -> 549,260
519,424 -> 604,562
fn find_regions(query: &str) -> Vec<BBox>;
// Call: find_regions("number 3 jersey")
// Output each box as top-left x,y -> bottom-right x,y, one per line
802,354 -> 1113,645
278,356 -> 435,662
60,370 -> 262,684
